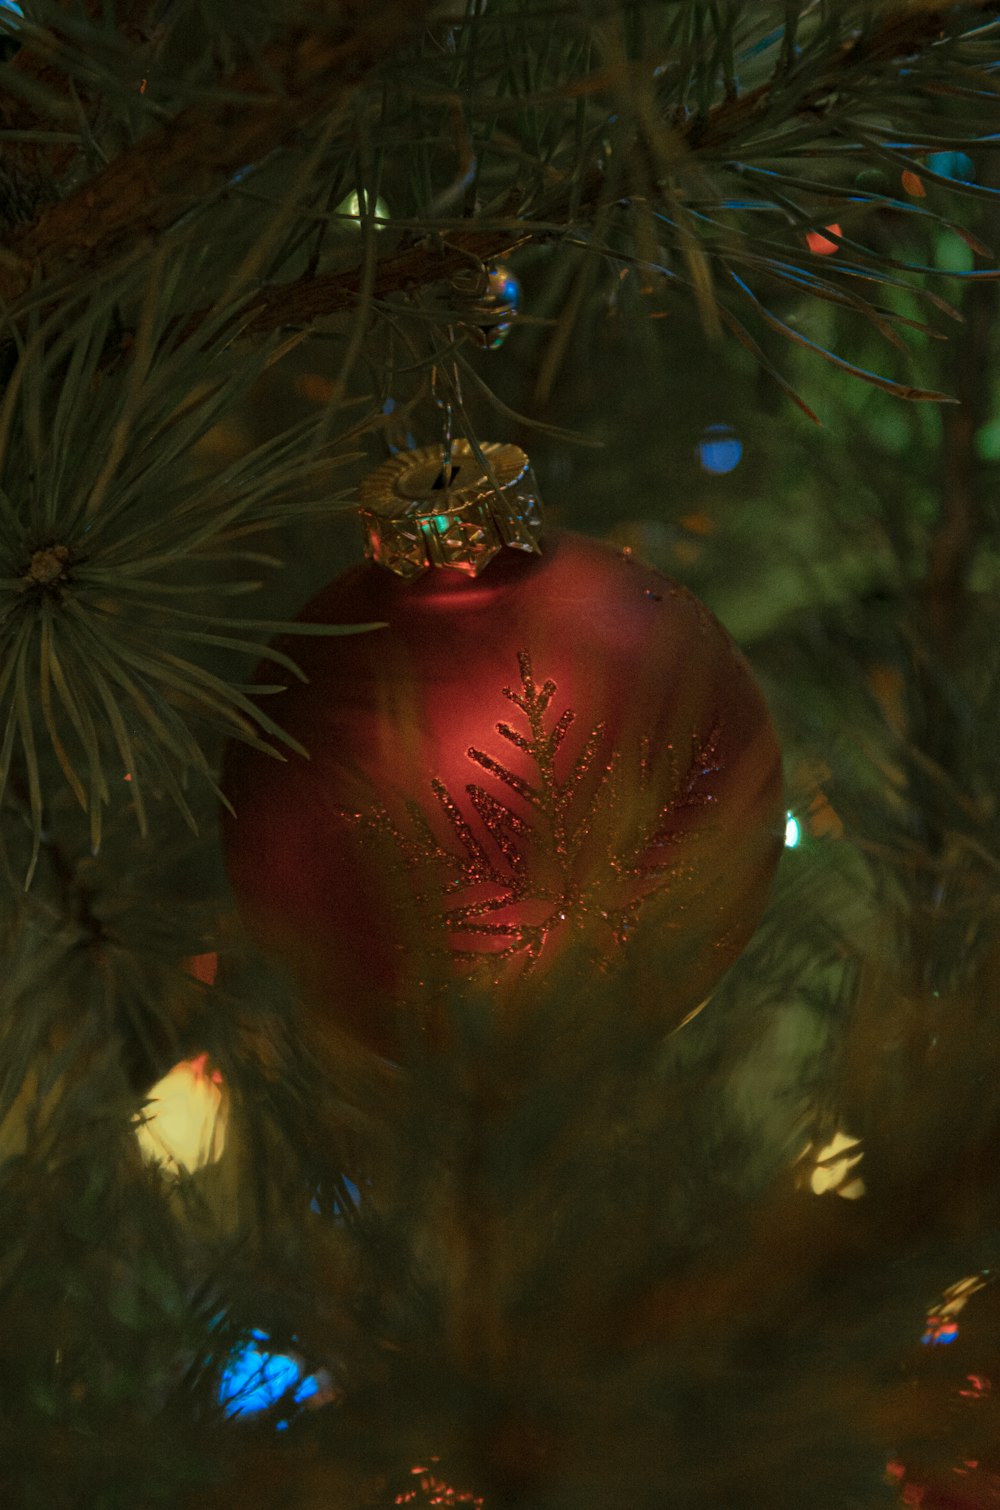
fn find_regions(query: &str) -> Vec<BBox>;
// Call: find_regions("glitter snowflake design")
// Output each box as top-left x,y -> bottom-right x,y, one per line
343,651 -> 725,975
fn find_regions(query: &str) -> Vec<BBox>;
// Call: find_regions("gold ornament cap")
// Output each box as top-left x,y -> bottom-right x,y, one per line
358,439 -> 543,581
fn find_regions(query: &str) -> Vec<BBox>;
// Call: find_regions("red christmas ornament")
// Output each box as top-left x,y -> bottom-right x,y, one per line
221,442 -> 783,1059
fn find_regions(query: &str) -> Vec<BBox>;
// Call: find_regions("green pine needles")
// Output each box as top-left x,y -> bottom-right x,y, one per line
0,0 -> 996,880
2,3 -> 1000,1509
0,272 -> 374,878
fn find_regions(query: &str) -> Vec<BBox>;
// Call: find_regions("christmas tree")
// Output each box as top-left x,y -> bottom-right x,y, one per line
2,1 -> 1000,1505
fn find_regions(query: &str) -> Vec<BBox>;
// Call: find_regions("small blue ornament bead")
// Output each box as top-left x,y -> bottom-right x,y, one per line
484,263 -> 522,348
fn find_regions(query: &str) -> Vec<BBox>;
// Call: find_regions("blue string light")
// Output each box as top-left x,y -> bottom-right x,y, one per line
921,1320 -> 958,1346
926,151 -> 976,183
218,1330 -> 323,1421
697,424 -> 743,475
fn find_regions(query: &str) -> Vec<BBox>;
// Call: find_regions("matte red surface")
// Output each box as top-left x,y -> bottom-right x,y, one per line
221,530 -> 784,1058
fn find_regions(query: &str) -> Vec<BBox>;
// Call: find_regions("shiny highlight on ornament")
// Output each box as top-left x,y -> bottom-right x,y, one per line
448,260 -> 522,348
339,649 -> 730,970
697,424 -> 743,475
358,440 -> 542,580
134,1055 -> 227,1178
481,263 -> 522,349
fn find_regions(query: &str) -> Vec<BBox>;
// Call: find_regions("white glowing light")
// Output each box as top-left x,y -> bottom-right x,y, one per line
785,814 -> 801,848
809,1129 -> 865,1199
336,192 -> 390,228
921,1276 -> 988,1346
939,1275 -> 987,1317
134,1055 -> 228,1177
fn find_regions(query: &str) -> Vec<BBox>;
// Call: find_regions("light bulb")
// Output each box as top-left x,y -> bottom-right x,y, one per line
134,1055 -> 227,1178
335,191 -> 390,229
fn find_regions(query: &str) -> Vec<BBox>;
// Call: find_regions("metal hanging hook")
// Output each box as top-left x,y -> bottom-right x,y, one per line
430,328 -> 464,490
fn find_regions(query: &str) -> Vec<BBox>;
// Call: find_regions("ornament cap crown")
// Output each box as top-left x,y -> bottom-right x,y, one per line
358,439 -> 543,581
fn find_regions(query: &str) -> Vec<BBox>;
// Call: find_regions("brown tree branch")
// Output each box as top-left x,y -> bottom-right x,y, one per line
220,229 -> 533,338
3,0 -> 996,337
183,0 -> 1000,345
0,1 -> 172,226
0,0 -> 437,302
1,0 -> 168,124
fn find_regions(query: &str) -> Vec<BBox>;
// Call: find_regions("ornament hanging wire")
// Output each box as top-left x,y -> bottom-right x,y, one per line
430,334 -> 463,493
381,247 -> 520,470
359,258 -> 539,578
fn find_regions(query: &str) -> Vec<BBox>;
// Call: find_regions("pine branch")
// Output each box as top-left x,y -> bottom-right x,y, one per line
171,0 -> 1000,347
926,280 -> 994,609
188,226 -> 532,341
0,0 -> 438,303
694,1 -> 1000,153
5,0 -> 998,343
0,0 -> 170,229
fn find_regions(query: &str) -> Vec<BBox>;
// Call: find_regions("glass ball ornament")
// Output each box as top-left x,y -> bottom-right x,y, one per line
221,442 -> 784,1061
480,263 -> 522,349
448,261 -> 522,348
